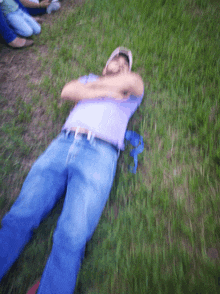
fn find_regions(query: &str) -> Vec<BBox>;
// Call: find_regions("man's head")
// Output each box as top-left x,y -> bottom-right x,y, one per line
102,47 -> 132,76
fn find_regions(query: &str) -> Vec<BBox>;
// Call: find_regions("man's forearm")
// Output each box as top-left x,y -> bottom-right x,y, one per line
19,0 -> 39,8
61,80 -> 125,102
87,72 -> 135,92
61,71 -> 143,102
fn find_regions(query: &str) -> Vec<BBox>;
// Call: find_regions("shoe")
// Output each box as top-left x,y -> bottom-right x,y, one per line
47,0 -> 61,14
8,37 -> 34,48
21,39 -> 34,48
26,280 -> 40,294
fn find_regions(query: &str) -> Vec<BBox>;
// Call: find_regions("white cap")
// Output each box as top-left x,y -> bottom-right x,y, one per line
104,46 -> 133,72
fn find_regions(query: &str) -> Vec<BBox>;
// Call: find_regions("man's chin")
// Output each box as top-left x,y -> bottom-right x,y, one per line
103,70 -> 121,77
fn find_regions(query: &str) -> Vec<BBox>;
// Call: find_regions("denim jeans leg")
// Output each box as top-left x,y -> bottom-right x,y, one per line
21,9 -> 41,34
6,9 -> 40,37
37,135 -> 119,294
0,134 -> 69,281
0,7 -> 17,43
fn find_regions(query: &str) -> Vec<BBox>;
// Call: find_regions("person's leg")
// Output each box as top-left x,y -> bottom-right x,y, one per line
0,7 -> 17,44
6,9 -> 41,37
37,133 -> 120,294
0,133 -> 71,281
20,9 -> 41,34
0,7 -> 33,48
6,9 -> 34,37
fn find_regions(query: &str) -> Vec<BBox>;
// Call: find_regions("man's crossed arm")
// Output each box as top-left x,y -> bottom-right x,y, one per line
61,72 -> 144,102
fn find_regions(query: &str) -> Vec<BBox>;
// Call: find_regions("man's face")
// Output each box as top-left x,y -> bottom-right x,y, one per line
102,55 -> 129,76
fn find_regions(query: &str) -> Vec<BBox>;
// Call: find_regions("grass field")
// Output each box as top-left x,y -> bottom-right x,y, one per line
0,0 -> 220,293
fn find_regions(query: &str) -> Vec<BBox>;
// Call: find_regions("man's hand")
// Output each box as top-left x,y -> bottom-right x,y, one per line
61,81 -> 126,102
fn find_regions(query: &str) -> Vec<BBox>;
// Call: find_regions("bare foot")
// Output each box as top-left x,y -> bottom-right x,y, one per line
8,37 -> 34,48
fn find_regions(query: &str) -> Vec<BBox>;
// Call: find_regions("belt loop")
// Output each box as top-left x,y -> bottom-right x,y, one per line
65,130 -> 71,138
74,126 -> 80,139
87,130 -> 92,141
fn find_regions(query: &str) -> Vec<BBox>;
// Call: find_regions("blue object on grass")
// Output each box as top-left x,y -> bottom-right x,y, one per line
125,130 -> 144,174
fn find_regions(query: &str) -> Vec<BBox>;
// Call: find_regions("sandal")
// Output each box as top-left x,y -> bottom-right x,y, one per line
22,39 -> 34,48
26,279 -> 40,294
8,37 -> 34,48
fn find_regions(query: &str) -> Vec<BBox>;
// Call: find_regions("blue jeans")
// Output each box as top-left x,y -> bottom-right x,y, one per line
6,8 -> 41,37
0,131 -> 120,293
0,7 -> 17,43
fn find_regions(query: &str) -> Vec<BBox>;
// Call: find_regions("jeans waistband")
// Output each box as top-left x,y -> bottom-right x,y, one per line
62,129 -> 119,153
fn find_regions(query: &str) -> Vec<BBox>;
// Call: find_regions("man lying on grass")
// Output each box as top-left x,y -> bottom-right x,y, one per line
0,46 -> 144,294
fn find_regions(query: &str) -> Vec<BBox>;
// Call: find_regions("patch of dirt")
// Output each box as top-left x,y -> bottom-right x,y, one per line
0,0 -> 84,103
0,44 -> 48,104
